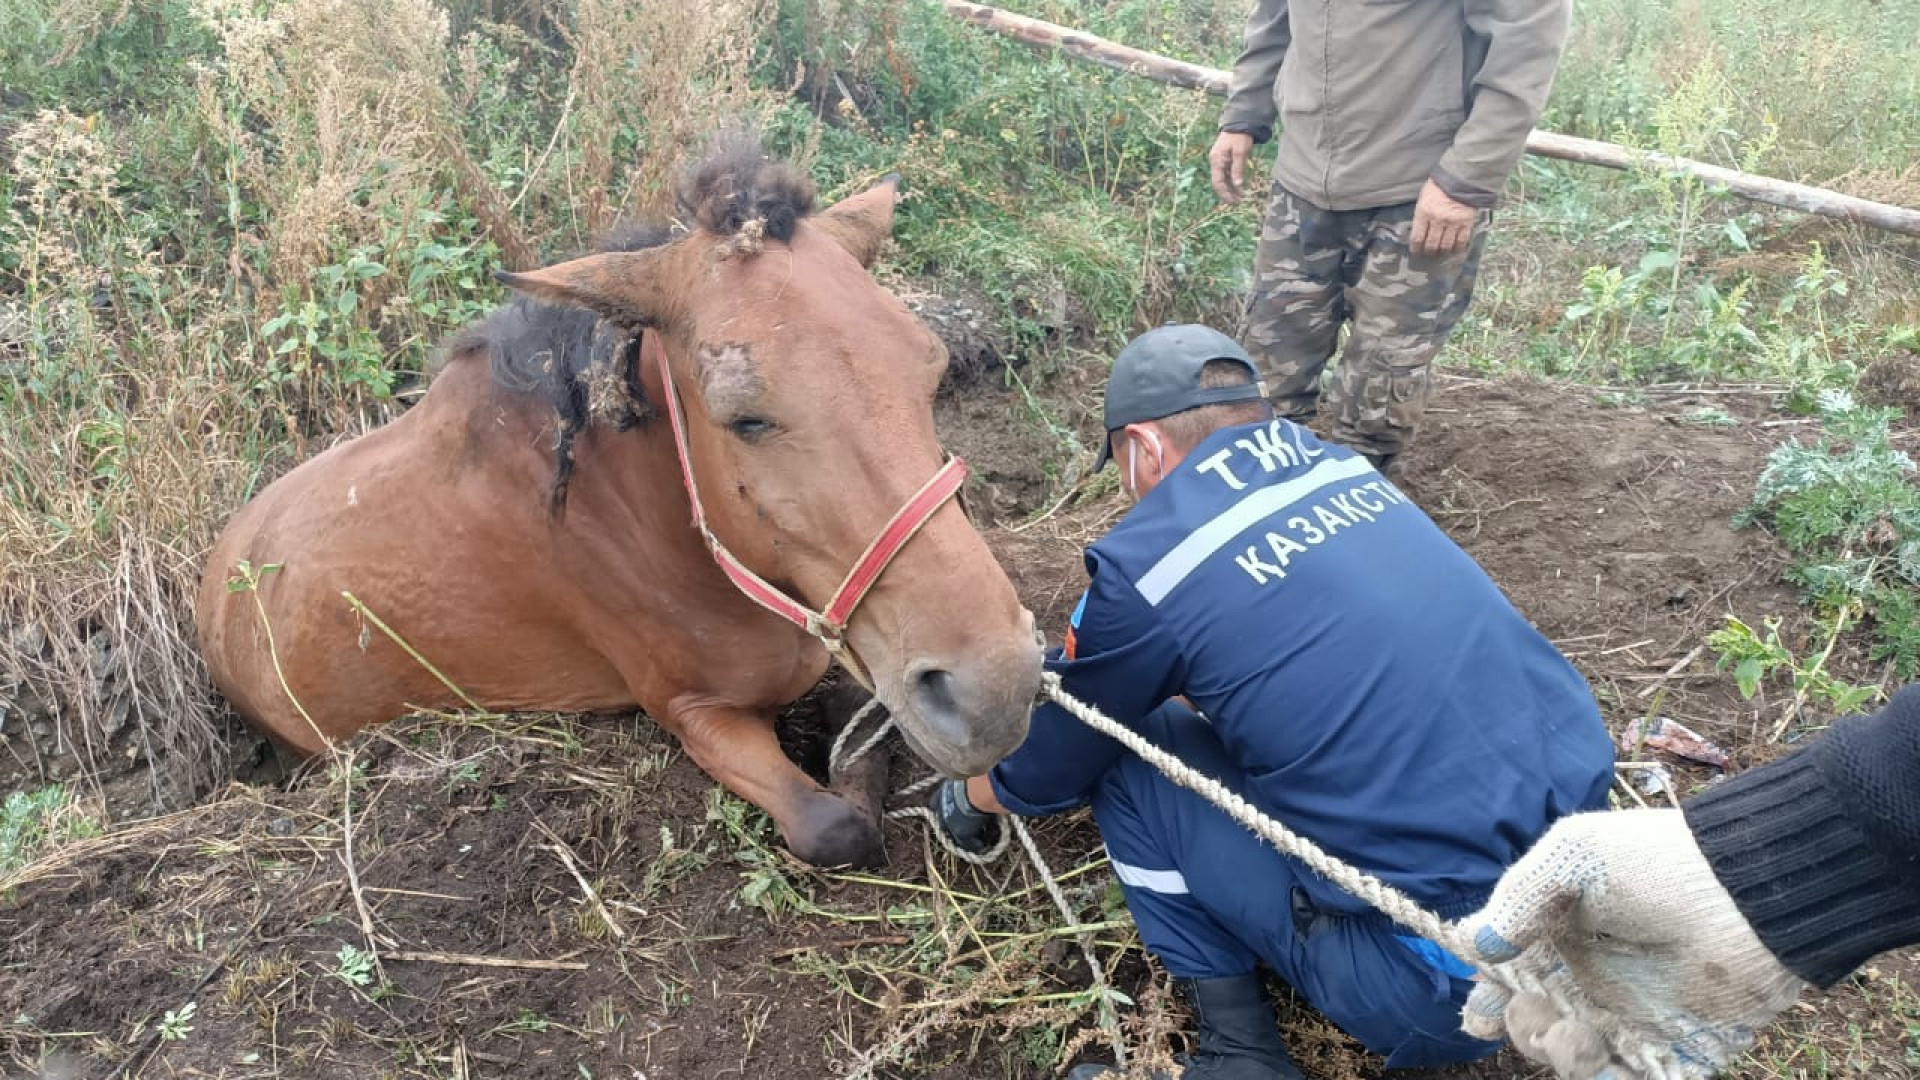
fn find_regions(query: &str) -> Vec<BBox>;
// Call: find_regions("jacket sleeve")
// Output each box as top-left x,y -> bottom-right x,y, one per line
1684,683 -> 1920,988
988,553 -> 1188,816
1432,0 -> 1572,207
1218,0 -> 1289,144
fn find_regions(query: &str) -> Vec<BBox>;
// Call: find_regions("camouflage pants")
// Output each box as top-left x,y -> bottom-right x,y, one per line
1241,182 -> 1490,458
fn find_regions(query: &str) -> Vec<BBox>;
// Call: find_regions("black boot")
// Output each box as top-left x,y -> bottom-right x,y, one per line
1066,974 -> 1303,1080
1363,450 -> 1397,473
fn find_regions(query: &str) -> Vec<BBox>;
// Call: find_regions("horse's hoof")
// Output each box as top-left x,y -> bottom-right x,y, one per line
788,794 -> 886,869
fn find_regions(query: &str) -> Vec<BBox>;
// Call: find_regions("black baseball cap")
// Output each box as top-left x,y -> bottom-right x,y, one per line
1093,324 -> 1267,470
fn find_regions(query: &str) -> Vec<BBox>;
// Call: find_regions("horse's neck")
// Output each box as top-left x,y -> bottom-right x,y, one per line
410,352 -> 543,467
565,411 -> 695,541
426,348 -> 701,560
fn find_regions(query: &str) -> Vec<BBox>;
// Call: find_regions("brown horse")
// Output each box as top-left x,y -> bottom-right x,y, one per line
194,140 -> 1042,867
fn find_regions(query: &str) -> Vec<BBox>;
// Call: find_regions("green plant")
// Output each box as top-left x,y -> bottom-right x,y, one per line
445,761 -> 484,793
259,251 -> 396,403
0,784 -> 103,877
1560,255 -> 1659,375
333,943 -> 376,987
1754,244 -> 1865,410
1706,613 -> 1879,727
1663,275 -> 1760,374
636,822 -> 709,900
1734,391 -> 1920,677
705,788 -> 806,919
1678,406 -> 1739,428
1631,59 -> 1777,337
497,1007 -> 550,1034
156,1000 -> 196,1042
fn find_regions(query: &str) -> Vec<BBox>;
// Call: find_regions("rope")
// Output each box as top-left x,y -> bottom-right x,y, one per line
828,698 -> 894,774
830,691 -> 1126,1068
1033,671 -> 1613,1056
1009,812 -> 1128,1071
1038,673 -> 1471,957
838,673 -> 1632,1070
829,697 -> 1011,864
840,674 -> 1547,973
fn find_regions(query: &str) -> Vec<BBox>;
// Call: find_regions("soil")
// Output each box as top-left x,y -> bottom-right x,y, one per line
4,367 -> 1916,1080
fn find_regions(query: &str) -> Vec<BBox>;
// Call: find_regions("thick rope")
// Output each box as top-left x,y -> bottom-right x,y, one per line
837,673 -> 1639,1070
1033,672 -> 1606,1047
1036,676 -> 1708,1074
1038,674 -> 1471,957
840,674 -> 1546,974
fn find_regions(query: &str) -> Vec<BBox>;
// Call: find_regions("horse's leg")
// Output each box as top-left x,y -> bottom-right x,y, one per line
662,697 -> 886,869
817,680 -> 892,833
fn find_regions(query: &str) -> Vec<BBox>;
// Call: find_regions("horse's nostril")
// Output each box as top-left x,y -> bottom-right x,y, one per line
897,656 -> 1033,776
906,664 -> 983,749
908,666 -> 968,742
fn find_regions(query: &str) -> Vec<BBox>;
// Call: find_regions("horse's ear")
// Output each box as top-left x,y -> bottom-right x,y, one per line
813,174 -> 900,268
495,248 -> 680,326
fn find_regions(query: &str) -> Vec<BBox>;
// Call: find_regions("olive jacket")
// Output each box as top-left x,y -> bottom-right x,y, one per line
1219,0 -> 1572,210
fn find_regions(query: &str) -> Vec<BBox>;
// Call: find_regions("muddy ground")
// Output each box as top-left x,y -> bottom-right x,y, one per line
3,366 -> 1917,1079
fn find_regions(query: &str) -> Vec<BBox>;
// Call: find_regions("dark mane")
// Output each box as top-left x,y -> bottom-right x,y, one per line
451,134 -> 816,518
448,224 -> 664,519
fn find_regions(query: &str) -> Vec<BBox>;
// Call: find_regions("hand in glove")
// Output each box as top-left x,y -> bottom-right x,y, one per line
930,777 -> 1002,857
1458,808 -> 1808,1079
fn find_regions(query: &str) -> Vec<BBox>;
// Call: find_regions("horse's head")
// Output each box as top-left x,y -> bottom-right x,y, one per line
497,141 -> 1040,777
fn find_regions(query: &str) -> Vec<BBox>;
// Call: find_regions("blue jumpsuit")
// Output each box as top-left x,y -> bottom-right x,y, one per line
988,418 -> 1615,1068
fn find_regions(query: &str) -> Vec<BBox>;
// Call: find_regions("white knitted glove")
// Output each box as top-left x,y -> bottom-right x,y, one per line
1456,809 -> 1809,1079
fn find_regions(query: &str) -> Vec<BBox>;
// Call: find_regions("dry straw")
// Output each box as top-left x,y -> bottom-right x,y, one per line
4,0 -> 783,804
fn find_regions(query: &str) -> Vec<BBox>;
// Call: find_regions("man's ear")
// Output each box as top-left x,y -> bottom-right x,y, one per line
1129,423 -> 1166,463
813,174 -> 901,268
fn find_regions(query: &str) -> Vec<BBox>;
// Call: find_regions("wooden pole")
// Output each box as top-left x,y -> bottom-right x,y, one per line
942,0 -> 1920,239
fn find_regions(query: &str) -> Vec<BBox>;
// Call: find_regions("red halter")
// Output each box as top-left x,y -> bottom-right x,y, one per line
654,340 -> 968,688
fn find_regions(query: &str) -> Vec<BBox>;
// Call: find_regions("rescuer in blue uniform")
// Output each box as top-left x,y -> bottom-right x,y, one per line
930,324 -> 1616,1079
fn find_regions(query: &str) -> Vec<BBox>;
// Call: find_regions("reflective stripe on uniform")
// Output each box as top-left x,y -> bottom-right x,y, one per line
1133,455 -> 1374,605
1106,848 -> 1191,895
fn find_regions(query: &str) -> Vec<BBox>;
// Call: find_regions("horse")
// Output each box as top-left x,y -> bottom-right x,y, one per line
193,138 -> 1043,868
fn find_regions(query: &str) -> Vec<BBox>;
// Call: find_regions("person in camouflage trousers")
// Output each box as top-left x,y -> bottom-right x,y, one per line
1245,194 -> 1489,468
1209,0 -> 1573,470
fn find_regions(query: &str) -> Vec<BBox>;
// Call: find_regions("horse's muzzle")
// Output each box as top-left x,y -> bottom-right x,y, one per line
896,643 -> 1041,777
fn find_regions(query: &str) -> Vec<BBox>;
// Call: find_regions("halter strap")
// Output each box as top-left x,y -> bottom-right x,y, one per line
653,335 -> 968,688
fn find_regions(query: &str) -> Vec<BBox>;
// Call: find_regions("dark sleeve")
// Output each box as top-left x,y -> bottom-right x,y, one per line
1684,683 -> 1920,988
988,553 -> 1188,816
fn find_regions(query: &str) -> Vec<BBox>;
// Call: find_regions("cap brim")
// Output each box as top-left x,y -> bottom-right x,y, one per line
1092,431 -> 1114,472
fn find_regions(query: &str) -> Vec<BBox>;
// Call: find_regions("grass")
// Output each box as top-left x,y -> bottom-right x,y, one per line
4,0 -> 1915,799
3,0 -> 1919,1075
0,783 -> 102,879
1732,390 -> 1920,683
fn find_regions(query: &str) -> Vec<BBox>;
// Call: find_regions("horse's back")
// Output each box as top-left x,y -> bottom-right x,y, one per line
194,355 -> 541,750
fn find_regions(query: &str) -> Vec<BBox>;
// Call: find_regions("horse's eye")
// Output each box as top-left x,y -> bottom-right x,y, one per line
728,416 -> 775,441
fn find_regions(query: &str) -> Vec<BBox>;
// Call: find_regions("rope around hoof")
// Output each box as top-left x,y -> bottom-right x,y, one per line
831,698 -> 1012,864
829,697 -> 896,776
